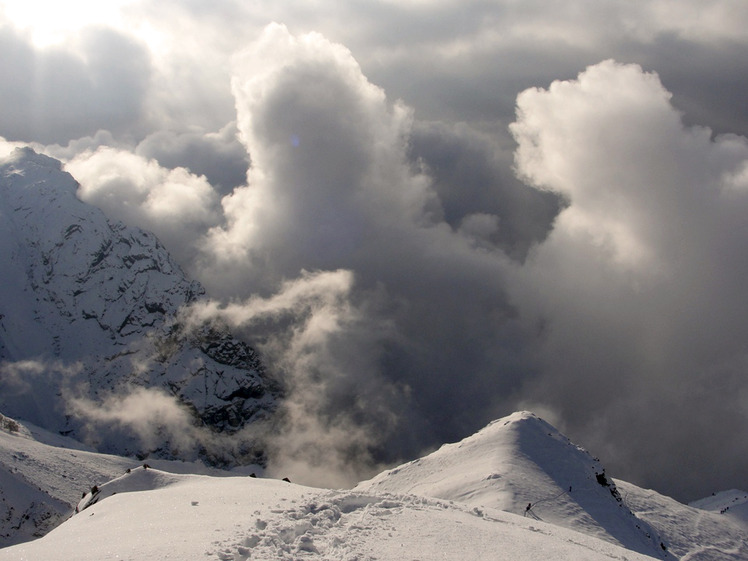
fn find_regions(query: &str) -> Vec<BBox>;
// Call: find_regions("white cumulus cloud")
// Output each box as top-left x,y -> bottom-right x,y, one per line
66,147 -> 221,265
509,59 -> 748,499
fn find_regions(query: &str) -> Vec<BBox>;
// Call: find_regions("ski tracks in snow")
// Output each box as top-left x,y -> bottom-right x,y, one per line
680,509 -> 748,561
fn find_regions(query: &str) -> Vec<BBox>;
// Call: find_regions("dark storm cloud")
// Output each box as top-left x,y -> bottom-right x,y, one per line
615,34 -> 748,138
135,123 -> 249,195
190,24 -> 538,474
407,120 -> 563,260
316,2 -> 748,145
0,24 -> 151,144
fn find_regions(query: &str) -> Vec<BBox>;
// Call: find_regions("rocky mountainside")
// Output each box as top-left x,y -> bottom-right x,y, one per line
0,147 -> 279,462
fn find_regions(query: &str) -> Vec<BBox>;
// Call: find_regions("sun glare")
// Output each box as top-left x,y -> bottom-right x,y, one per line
2,0 -> 132,47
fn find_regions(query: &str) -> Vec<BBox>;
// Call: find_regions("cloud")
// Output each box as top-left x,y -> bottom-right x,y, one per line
406,120 -> 563,260
65,147 -> 222,266
65,383 -> 263,465
0,359 -> 84,430
135,122 -> 250,195
183,25 -> 555,476
67,386 -> 199,455
616,35 -> 748,138
0,24 -> 151,144
40,129 -> 130,161
197,23 -> 442,291
0,359 -> 81,394
0,135 -> 25,159
508,59 -> 748,500
183,269 -> 356,330
62,264 -> 398,484
2,3 -> 748,501
63,24 -> 748,498
180,269 -> 400,486
4,1 -> 747,146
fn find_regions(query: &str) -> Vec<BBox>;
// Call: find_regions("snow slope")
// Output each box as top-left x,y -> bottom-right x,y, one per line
0,413 -> 262,547
0,465 -> 662,561
356,411 -> 671,558
355,411 -> 748,561
0,413 -> 132,546
619,481 -> 748,560
691,490 -> 748,527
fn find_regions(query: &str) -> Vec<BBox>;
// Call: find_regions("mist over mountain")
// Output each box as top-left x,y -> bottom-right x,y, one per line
0,147 -> 280,464
2,1 -> 748,504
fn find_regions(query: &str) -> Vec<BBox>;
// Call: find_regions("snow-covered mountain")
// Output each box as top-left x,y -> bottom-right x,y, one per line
355,411 -> 672,558
355,411 -> 748,560
2,410 -> 746,559
0,411 -> 145,546
0,147 -> 280,460
2,147 -> 746,559
0,461 -> 665,561
691,490 -> 748,526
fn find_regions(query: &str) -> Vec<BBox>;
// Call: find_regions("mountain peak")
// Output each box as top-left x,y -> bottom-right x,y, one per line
484,410 -> 554,432
357,411 -> 672,558
5,146 -> 63,171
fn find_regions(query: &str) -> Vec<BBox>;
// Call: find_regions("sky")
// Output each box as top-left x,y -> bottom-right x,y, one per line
1,0 -> 748,502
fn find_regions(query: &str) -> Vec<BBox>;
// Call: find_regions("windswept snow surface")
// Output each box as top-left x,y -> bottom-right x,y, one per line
0,465 -> 662,561
356,411 -> 672,559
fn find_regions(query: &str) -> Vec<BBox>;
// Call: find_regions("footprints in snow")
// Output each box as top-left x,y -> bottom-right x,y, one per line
210,493 -> 406,560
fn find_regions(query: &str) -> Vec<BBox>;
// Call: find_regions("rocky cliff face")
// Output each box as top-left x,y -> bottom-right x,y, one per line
0,147 -> 279,463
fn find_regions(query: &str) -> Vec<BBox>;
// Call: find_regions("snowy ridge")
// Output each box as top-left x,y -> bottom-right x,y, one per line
0,413 -> 260,547
75,464 -> 186,513
691,490 -> 748,525
0,147 -> 280,459
2,410 -> 747,558
356,411 -> 671,558
0,466 -> 661,561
